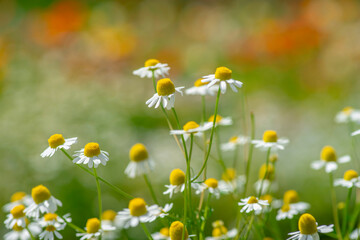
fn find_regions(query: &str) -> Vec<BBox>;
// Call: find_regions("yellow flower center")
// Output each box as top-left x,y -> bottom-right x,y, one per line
86,218 -> 101,234
338,202 -> 346,210
205,178 -> 218,188
194,78 -> 207,87
283,190 -> 299,204
44,213 -> 58,222
264,238 -> 274,240
258,164 -> 275,180
212,226 -> 228,237
10,205 -> 25,219
129,143 -> 149,162
183,121 -> 200,132
84,142 -> 101,157
260,194 -> 273,204
229,136 -> 238,143
48,134 -> 65,149
170,169 -> 186,186
212,220 -> 224,228
269,154 -> 278,163
11,192 -> 26,202
208,114 -> 223,123
281,204 -> 291,212
214,67 -> 232,81
13,223 -> 24,231
157,78 -> 175,96
222,168 -> 236,181
344,169 -> 359,181
263,130 -> 278,143
160,227 -> 170,237
298,213 -> 318,235
170,221 -> 188,240
321,145 -> 337,162
102,210 -> 117,221
145,59 -> 160,67
247,196 -> 258,204
46,225 -> 56,232
129,198 -> 147,217
32,185 -> 51,204
342,106 -> 353,116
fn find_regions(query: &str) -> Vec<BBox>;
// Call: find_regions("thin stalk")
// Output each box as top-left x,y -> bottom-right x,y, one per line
244,214 -> 255,239
187,134 -> 194,215
330,172 -> 343,240
348,121 -> 360,169
140,222 -> 154,240
233,145 -> 239,170
143,174 -> 159,205
342,186 -> 353,236
60,149 -> 133,199
200,193 -> 212,240
243,113 -> 255,197
201,95 -> 206,124
26,227 -> 36,240
215,127 -> 227,172
257,147 -> 271,198
93,167 -> 102,222
58,215 -> 86,233
198,96 -> 208,215
151,70 -> 157,92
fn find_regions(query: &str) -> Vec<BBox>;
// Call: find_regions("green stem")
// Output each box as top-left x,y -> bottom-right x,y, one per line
60,149 -> 134,199
201,95 -> 206,124
151,70 -> 157,93
58,215 -> 86,233
200,193 -> 212,240
342,186 -> 353,236
243,113 -> 255,197
330,172 -> 343,240
143,174 -> 159,205
348,121 -> 360,169
233,145 -> 239,170
215,127 -> 227,172
257,147 -> 271,198
244,214 -> 255,239
187,134 -> 194,214
93,167 -> 102,223
140,222 -> 154,240
26,226 -> 36,240
193,87 -> 221,181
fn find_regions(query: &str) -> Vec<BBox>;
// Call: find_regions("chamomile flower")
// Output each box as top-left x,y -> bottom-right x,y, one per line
206,115 -> 233,128
252,130 -> 289,151
195,178 -> 221,199
170,121 -> 212,142
5,205 -> 27,229
117,198 -> 162,228
350,228 -> 360,239
101,210 -> 122,239
287,213 -> 334,240
3,192 -> 33,212
73,142 -> 109,168
169,221 -> 191,240
276,204 -> 299,221
163,169 -> 200,198
76,218 -> 115,240
221,135 -> 249,151
152,227 -> 171,240
24,185 -> 62,219
254,164 -> 275,194
238,196 -> 269,214
311,146 -> 351,173
40,134 -> 77,158
185,78 -> 219,96
334,170 -> 360,188
283,190 -> 310,213
38,213 -> 71,228
218,168 -> 246,194
335,107 -> 360,124
39,223 -> 65,240
4,221 -> 41,240
146,78 -> 184,110
201,67 -> 243,94
205,220 -> 237,240
133,59 -> 170,79
125,143 -> 155,178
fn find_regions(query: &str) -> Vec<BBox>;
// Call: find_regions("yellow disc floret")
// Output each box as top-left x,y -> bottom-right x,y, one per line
320,146 -> 336,162
264,238 -> 274,240
344,170 -> 359,181
10,205 -> 25,219
283,190 -> 299,204
298,213 -> 318,235
102,210 -> 117,221
212,220 -> 224,228
32,185 -> 51,204
247,196 -> 258,204
145,59 -> 160,67
183,121 -> 200,132
342,107 -> 353,115
263,130 -> 278,143
160,227 -> 170,237
86,218 -> 101,234
48,134 -> 65,149
13,223 -> 24,231
281,204 -> 290,212
208,114 -> 223,123
44,213 -> 58,222
84,142 -> 101,158
170,221 -> 188,240
215,67 -> 232,81
170,169 -> 185,186
129,143 -> 149,162
129,198 -> 147,217
46,225 -> 56,232
258,164 -> 275,180
212,226 -> 228,237
157,78 -> 175,96
269,154 -> 278,163
11,192 -> 26,202
338,202 -> 346,210
222,168 -> 236,181
194,78 -> 207,87
229,136 -> 238,143
205,178 -> 218,188
260,194 -> 273,204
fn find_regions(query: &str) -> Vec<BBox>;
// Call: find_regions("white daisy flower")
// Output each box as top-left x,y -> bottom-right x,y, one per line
194,178 -> 221,199
101,210 -> 122,240
205,220 -> 237,240
39,223 -> 65,240
350,228 -> 360,239
205,115 -> 233,129
170,121 -> 212,142
24,185 -> 62,219
334,169 -> 360,188
133,59 -> 170,79
287,213 -> 333,240
73,142 -> 109,169
5,205 -> 27,229
4,222 -> 41,240
125,143 -> 155,178
40,134 -> 77,158
163,169 -> 200,198
38,213 -> 71,228
76,218 -> 115,240
276,204 -> 299,221
254,163 -> 276,195
185,78 -> 219,96
252,130 -> 289,151
146,78 -> 184,110
152,227 -> 171,240
3,192 -> 33,213
201,66 -> 243,94
217,168 -> 246,194
283,190 -> 310,213
238,196 -> 269,214
169,221 -> 192,240
335,107 -> 360,124
117,198 -> 163,229
311,146 -> 351,173
221,135 -> 249,151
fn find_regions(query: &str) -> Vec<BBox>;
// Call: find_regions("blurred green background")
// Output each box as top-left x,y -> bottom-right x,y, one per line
1,0 -> 360,239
